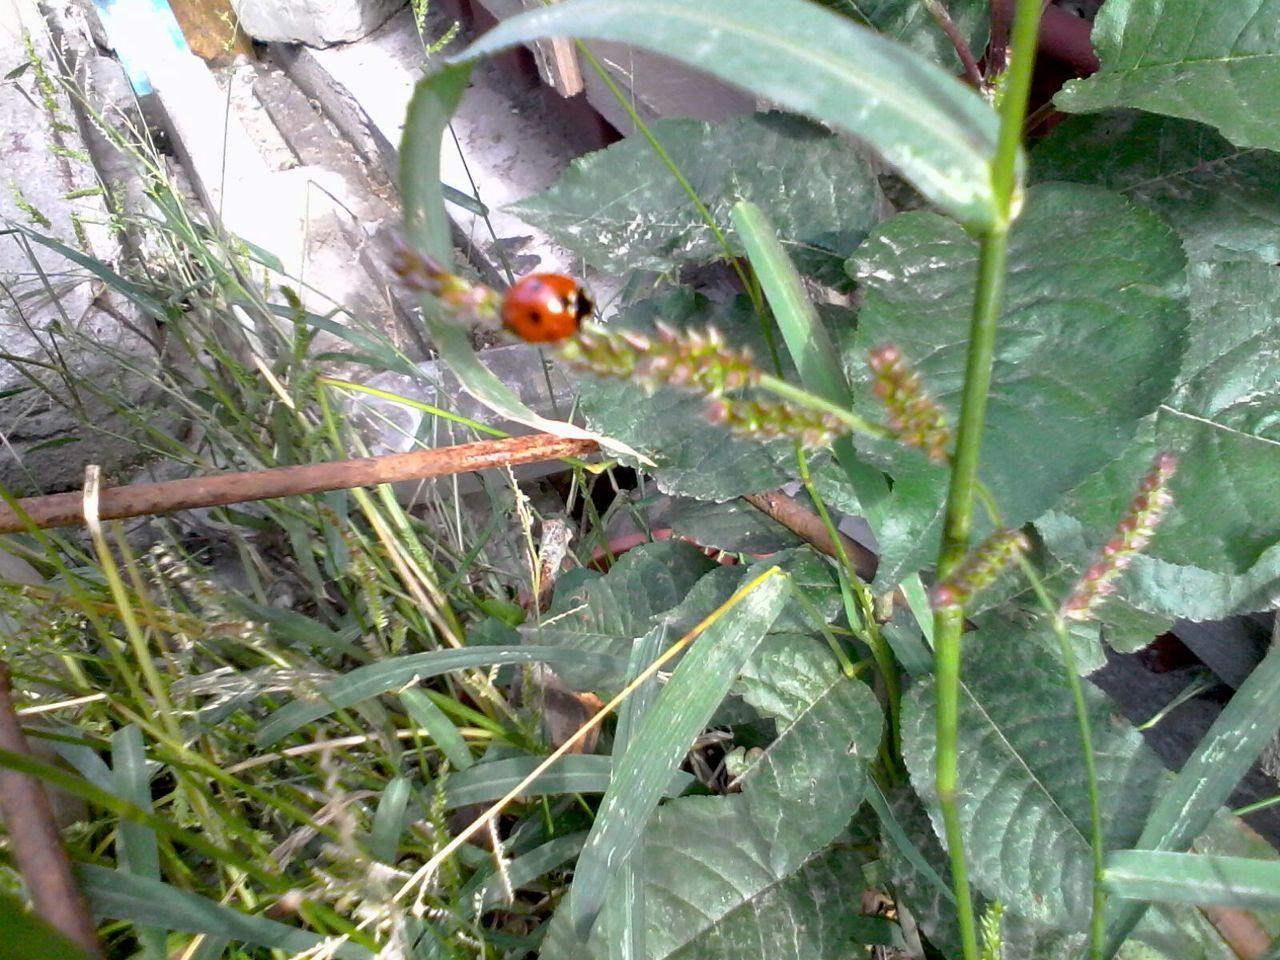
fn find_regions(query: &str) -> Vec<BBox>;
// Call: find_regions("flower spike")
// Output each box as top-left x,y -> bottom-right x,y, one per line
1060,451 -> 1178,621
867,344 -> 951,462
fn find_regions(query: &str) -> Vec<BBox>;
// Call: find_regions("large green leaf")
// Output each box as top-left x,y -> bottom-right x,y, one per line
527,540 -> 719,686
843,182 -> 1188,586
816,0 -> 990,74
901,616 -> 1167,928
1055,0 -> 1280,152
1043,259 -> 1280,620
1031,110 -> 1280,263
574,290 -> 810,501
452,0 -> 1000,231
541,631 -> 883,957
512,113 -> 884,284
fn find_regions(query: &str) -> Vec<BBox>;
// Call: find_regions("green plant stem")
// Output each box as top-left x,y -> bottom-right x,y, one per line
930,0 -> 1043,956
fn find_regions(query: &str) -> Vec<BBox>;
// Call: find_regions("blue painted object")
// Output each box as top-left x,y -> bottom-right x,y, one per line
90,0 -> 191,95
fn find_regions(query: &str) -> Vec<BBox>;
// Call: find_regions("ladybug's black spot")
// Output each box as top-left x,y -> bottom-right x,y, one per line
527,309 -> 542,325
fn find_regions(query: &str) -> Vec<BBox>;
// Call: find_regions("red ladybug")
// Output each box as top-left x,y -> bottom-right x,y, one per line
501,273 -> 593,343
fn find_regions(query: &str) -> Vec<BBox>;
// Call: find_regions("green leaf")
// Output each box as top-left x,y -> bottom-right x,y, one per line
1105,850 -> 1280,910
569,567 -> 790,937
111,726 -> 164,959
663,497 -> 802,555
1055,0 -> 1280,152
574,290 -> 808,501
1031,110 -> 1280,264
398,688 -> 474,770
78,865 -> 371,959
255,645 -> 629,746
442,754 -> 693,809
816,0 -> 990,74
0,887 -> 93,960
901,616 -> 1167,928
844,182 -> 1189,586
368,776 -> 411,864
541,630 -> 884,957
514,113 -> 883,284
529,540 -> 719,686
1044,259 -> 1280,620
451,0 -> 1000,231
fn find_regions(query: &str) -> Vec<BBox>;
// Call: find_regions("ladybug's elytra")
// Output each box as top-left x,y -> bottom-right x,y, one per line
501,274 -> 593,343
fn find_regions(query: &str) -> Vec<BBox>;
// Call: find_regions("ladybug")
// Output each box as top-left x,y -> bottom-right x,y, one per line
501,273 -> 593,343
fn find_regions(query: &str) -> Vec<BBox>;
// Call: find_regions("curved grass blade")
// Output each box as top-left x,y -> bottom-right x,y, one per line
111,726 -> 164,959
255,645 -> 628,746
77,866 -> 371,959
443,754 -> 693,810
471,832 -> 588,909
1105,850 -> 1280,911
455,0 -> 999,230
368,776 -> 412,864
569,567 -> 790,939
399,64 -> 647,463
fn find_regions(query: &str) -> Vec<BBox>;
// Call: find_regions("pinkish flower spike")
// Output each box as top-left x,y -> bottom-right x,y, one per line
1060,452 -> 1178,622
867,344 -> 951,462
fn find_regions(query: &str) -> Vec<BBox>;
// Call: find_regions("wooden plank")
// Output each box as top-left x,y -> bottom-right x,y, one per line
165,0 -> 252,63
518,0 -> 582,96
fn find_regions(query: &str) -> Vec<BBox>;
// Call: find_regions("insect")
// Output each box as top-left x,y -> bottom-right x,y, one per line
501,273 -> 594,343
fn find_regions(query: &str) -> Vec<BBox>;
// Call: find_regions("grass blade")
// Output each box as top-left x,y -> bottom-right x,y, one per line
255,646 -> 628,746
569,567 -> 789,938
77,866 -> 372,959
1105,850 -> 1280,910
110,726 -> 164,959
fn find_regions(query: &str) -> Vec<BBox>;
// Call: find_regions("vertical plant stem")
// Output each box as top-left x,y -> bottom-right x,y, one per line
931,1 -> 1044,957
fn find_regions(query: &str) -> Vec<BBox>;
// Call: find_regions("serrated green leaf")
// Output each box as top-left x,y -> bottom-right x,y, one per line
1056,0 -> 1280,152
569,568 -> 790,937
542,629 -> 883,958
575,291 -> 808,501
528,541 -> 718,687
844,182 -> 1189,586
1031,110 -> 1280,264
513,113 -> 883,284
901,617 -> 1166,928
1044,259 -> 1280,620
454,0 -> 1000,231
78,866 -> 371,959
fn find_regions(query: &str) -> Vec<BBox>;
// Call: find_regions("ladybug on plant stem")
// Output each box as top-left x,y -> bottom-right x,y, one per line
501,273 -> 594,343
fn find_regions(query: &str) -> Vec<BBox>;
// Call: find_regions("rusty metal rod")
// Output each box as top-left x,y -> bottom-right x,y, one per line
0,663 -> 103,957
0,434 -> 600,534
